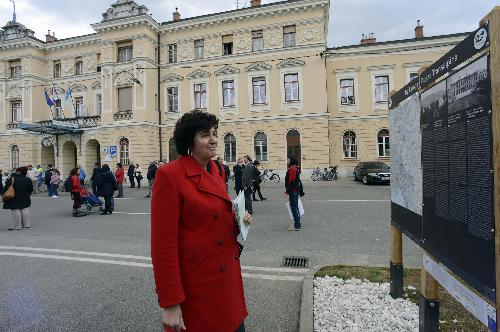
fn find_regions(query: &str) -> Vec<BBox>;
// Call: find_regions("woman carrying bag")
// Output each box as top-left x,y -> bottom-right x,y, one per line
2,167 -> 33,230
134,164 -> 143,189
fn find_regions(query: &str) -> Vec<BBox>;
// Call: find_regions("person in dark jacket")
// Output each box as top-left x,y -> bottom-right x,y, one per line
252,160 -> 266,201
90,163 -> 101,196
145,161 -> 158,198
127,163 -> 136,188
233,158 -> 244,195
0,169 -> 3,193
97,164 -> 117,215
216,157 -> 230,193
285,157 -> 301,231
44,164 -> 53,196
242,155 -> 255,215
2,167 -> 33,230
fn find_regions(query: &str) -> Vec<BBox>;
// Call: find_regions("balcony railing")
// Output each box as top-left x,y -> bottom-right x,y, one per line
113,110 -> 133,121
37,116 -> 101,128
7,122 -> 20,130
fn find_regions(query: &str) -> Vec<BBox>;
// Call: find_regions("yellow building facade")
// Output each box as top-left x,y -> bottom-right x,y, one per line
0,0 -> 467,178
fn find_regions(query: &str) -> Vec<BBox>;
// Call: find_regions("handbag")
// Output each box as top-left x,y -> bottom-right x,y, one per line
2,177 -> 15,201
136,174 -> 143,181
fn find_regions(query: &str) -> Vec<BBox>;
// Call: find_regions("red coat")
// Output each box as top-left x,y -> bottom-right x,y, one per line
151,155 -> 247,332
114,168 -> 124,183
70,175 -> 82,194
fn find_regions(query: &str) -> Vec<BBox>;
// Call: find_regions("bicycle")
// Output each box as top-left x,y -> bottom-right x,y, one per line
261,169 -> 280,183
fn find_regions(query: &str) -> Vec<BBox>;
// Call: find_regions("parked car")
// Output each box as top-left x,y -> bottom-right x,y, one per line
353,161 -> 390,185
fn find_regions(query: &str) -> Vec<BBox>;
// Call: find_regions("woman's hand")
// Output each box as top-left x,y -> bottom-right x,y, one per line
243,212 -> 253,225
162,305 -> 186,331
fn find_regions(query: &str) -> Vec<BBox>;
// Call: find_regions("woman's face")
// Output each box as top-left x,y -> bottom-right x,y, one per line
192,127 -> 218,161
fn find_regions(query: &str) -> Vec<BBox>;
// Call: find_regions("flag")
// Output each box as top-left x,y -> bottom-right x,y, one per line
44,89 -> 55,107
65,87 -> 72,103
51,83 -> 60,101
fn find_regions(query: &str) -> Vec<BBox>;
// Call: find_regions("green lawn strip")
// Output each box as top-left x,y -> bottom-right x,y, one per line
314,265 -> 488,332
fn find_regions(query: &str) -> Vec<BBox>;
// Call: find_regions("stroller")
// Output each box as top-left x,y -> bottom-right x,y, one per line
81,188 -> 103,213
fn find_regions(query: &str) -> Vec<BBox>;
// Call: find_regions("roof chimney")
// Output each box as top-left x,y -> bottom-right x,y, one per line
173,7 -> 180,21
415,20 -> 424,39
45,29 -> 57,43
360,32 -> 376,45
250,0 -> 262,7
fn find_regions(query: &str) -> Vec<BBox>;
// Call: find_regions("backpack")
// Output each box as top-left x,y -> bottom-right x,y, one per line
64,176 -> 73,192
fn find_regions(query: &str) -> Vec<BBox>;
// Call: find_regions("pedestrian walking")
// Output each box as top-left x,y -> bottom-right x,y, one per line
241,155 -> 255,215
69,167 -> 86,217
90,163 -> 101,196
145,161 -> 157,198
233,158 -> 244,195
252,160 -> 266,201
134,164 -> 143,189
44,164 -> 53,195
285,157 -> 301,231
2,167 -> 33,230
27,165 -> 39,194
49,169 -> 61,197
36,165 -> 43,192
127,163 -> 136,188
0,169 -> 3,193
78,165 -> 87,186
151,111 -> 251,332
114,163 -> 125,198
97,164 -> 117,215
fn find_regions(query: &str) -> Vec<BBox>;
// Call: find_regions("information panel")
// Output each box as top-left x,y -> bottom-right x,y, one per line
390,94 -> 423,243
421,54 -> 494,300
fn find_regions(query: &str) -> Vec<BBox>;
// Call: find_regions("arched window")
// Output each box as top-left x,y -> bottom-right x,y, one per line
377,129 -> 390,157
343,131 -> 357,159
11,145 -> 19,170
169,138 -> 179,162
254,132 -> 268,162
286,130 -> 301,167
119,137 -> 130,166
224,134 -> 237,162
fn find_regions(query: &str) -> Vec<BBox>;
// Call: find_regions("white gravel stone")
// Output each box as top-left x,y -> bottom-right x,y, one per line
313,276 -> 418,332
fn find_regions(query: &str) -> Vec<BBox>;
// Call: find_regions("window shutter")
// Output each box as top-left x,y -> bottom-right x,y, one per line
118,87 -> 133,112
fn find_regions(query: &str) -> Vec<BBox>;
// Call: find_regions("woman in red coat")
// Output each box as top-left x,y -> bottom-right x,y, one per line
69,167 -> 85,217
151,111 -> 251,332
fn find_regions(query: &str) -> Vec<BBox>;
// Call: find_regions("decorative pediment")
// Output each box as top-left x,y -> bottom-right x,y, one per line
91,81 -> 102,90
113,72 -> 134,87
101,0 -> 149,23
276,58 -> 306,69
186,69 -> 211,80
214,65 -> 240,76
6,86 -> 22,100
161,73 -> 184,83
245,61 -> 272,72
69,84 -> 88,92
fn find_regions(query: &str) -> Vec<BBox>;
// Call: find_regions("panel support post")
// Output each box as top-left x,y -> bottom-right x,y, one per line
419,251 -> 439,332
480,6 -> 500,332
390,225 -> 404,298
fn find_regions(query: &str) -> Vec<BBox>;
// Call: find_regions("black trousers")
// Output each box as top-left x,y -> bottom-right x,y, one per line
91,182 -> 98,196
252,181 -> 264,200
103,195 -> 113,213
129,176 -> 135,188
244,188 -> 253,215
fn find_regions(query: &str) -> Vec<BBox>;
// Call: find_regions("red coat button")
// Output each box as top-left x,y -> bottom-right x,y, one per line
219,265 -> 226,272
217,240 -> 224,246
213,213 -> 219,220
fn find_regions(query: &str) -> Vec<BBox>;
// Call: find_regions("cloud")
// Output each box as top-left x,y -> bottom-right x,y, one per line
0,0 -> 495,46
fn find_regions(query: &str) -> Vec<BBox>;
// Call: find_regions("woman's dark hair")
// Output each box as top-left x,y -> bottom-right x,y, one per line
102,164 -> 110,171
70,167 -> 79,176
17,166 -> 28,176
289,157 -> 299,166
117,163 -> 123,168
253,160 -> 260,166
174,111 -> 219,155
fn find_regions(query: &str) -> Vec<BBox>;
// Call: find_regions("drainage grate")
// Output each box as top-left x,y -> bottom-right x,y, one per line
282,256 -> 309,268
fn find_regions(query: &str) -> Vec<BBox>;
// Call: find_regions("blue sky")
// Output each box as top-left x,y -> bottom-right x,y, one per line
0,0 -> 496,47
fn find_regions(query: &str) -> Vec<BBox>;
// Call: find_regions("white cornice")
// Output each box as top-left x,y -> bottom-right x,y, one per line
91,14 -> 160,33
326,34 -> 467,58
160,0 -> 328,34
328,114 -> 389,122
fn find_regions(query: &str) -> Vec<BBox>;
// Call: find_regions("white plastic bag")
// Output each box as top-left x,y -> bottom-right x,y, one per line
286,198 -> 304,220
